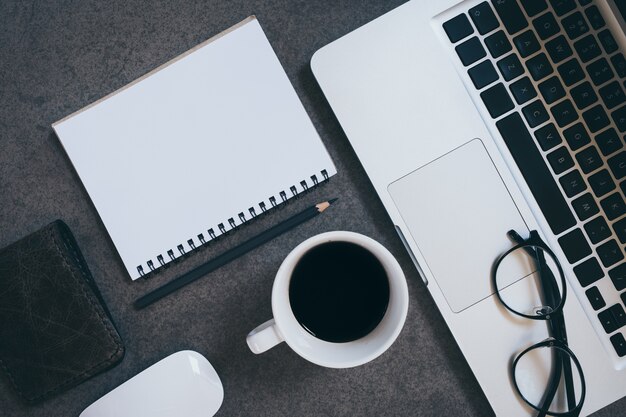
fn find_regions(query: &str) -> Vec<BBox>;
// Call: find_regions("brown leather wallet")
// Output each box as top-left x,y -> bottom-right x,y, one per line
0,220 -> 124,403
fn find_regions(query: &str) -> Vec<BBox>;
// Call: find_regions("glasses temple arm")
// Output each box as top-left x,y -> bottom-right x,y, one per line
539,257 -> 577,410
535,259 -> 578,412
538,262 -> 577,412
507,231 -> 579,413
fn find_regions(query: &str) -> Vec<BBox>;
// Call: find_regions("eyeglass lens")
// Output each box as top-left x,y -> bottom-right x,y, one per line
494,245 -> 564,318
514,344 -> 584,414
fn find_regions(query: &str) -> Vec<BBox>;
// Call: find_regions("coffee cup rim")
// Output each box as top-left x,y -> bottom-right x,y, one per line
271,231 -> 408,368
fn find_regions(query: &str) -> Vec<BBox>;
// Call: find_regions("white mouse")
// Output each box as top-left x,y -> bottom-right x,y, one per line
80,350 -> 224,417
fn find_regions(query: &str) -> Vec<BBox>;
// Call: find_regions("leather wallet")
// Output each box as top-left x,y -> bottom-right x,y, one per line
0,220 -> 124,403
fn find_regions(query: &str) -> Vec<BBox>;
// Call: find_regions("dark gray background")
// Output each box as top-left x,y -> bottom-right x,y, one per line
1,0 -> 625,416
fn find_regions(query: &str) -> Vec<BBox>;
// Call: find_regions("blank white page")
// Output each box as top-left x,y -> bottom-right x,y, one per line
53,17 -> 336,280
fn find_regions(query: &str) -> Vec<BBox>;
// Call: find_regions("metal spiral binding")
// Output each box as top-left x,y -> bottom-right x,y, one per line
136,169 -> 330,278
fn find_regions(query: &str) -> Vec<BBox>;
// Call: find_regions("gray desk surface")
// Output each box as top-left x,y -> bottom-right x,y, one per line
1,1 -> 625,416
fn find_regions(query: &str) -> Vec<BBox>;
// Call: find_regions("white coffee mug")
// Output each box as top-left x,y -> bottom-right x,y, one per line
246,231 -> 409,368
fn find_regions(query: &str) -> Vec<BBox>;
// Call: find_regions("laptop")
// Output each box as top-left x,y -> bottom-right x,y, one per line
312,0 -> 626,415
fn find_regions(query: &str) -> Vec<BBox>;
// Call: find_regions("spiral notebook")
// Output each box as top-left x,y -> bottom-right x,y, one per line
53,17 -> 336,280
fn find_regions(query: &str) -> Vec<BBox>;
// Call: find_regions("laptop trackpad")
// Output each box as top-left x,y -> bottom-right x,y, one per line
388,139 -> 529,313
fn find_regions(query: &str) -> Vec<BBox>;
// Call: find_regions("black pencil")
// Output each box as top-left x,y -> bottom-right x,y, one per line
134,198 -> 337,309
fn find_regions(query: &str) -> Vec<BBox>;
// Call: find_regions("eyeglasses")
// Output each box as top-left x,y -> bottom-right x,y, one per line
492,230 -> 586,417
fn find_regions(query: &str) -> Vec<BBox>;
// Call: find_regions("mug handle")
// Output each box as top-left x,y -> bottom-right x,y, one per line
246,319 -> 284,354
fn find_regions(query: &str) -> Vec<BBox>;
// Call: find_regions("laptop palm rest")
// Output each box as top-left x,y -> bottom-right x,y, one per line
389,139 -> 530,313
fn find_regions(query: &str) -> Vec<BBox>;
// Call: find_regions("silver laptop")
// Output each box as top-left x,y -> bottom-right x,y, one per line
312,0 -> 626,415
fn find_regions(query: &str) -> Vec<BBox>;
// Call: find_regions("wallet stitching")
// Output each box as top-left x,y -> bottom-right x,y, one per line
0,224 -> 123,402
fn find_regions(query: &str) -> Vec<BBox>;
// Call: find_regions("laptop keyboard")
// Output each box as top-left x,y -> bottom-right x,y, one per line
443,0 -> 626,358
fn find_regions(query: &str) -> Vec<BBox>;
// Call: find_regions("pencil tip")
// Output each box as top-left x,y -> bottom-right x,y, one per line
316,199 -> 337,212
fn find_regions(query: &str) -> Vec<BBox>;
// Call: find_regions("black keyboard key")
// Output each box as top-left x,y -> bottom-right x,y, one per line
596,129 -> 623,156
546,35 -> 573,64
558,228 -> 592,263
510,76 -> 538,104
527,53 -> 554,80
600,82 -> 626,110
585,216 -> 611,244
497,113 -> 576,234
469,2 -> 500,35
535,123 -> 562,150
599,310 -> 617,333
585,5 -> 605,30
551,99 -> 578,127
571,81 -> 598,110
572,192 -> 599,220
485,30 -> 512,58
587,58 -> 614,86
614,219 -> 626,245
586,286 -> 606,311
610,333 -> 626,357
612,306 -> 626,330
610,263 -> 626,289
549,0 -> 576,16
521,0 -> 548,17
621,180 -> 626,196
576,145 -> 602,173
548,146 -> 575,174
513,30 -> 541,58
481,83 -> 515,118
533,12 -> 560,40
612,54 -> 626,78
601,192 -> 626,220
583,105 -> 610,132
612,106 -> 626,132
598,29 -> 618,54
563,123 -> 590,151
613,305 -> 626,327
599,304 -> 626,334
558,58 -> 585,86
598,239 -> 625,268
443,14 -> 474,42
523,100 -> 550,127
497,54 -> 524,80
562,11 -> 589,40
468,60 -> 499,89
560,169 -> 587,197
574,34 -> 601,63
608,152 -> 626,179
578,0 -> 592,5
574,257 -> 604,286
456,37 -> 487,66
492,0 -> 529,35
589,169 -> 616,197
601,182 -> 624,205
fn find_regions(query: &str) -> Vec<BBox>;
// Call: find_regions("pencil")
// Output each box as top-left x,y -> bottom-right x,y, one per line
134,198 -> 338,309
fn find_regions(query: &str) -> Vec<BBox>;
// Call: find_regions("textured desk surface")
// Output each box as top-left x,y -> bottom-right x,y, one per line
1,1 -> 625,416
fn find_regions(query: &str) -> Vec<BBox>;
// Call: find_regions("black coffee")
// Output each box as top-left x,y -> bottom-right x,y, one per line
289,241 -> 390,343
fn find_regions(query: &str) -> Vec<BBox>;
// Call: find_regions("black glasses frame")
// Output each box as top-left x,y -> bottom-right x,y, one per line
492,230 -> 586,417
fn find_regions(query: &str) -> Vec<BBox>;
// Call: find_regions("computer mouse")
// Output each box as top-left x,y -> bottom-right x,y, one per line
80,350 -> 224,417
